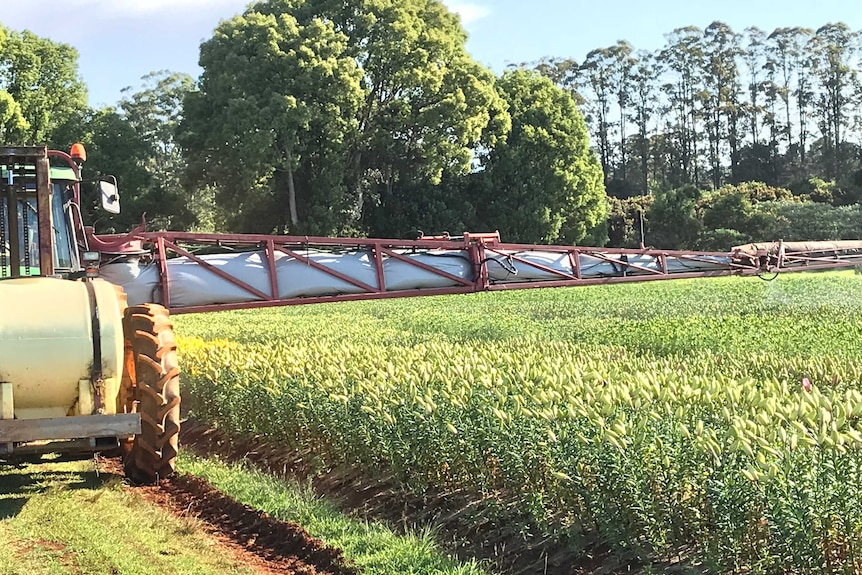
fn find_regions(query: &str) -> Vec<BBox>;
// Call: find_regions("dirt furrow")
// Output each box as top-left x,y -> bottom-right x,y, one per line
102,457 -> 358,575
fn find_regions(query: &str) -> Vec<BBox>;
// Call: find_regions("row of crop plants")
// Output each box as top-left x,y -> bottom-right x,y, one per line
177,273 -> 862,573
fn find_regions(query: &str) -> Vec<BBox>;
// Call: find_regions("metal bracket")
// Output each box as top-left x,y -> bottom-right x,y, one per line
0,413 -> 141,443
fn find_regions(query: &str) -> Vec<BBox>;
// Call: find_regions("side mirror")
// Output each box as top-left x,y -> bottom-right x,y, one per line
99,180 -> 120,214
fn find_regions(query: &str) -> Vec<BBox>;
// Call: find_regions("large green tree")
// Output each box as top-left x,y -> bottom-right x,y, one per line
288,0 -> 509,205
115,71 -> 197,231
646,184 -> 703,248
70,108 -> 154,233
181,0 -> 507,235
473,70 -> 606,244
53,72 -> 197,233
181,7 -> 362,234
0,90 -> 28,142
0,25 -> 87,143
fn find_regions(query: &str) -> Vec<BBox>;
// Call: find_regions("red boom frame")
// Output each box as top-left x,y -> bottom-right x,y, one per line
89,230 -> 862,315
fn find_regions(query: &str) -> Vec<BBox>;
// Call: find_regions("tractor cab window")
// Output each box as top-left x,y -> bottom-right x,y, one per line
0,179 -> 78,278
1,195 -> 39,277
52,182 -> 76,271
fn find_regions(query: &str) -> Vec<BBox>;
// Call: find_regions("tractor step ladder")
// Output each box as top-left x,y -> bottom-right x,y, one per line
0,146 -> 54,278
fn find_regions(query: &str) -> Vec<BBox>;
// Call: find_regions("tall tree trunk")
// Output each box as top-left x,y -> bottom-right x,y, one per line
286,148 -> 299,228
354,151 -> 363,218
729,102 -> 740,183
641,136 -> 649,194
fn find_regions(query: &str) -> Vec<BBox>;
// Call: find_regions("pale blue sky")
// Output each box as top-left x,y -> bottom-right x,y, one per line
2,0 -> 860,108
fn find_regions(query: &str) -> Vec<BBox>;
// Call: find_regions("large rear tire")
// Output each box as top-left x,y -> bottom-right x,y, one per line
123,304 -> 180,484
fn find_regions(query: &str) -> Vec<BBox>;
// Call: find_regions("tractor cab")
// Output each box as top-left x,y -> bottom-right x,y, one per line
0,145 -> 119,279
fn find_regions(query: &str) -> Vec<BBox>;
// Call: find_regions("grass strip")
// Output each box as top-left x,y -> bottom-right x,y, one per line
0,457 -> 261,575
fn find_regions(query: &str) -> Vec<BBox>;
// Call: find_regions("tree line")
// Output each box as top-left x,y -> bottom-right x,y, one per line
1,7 -> 861,250
530,23 -> 862,250
533,23 -> 862,196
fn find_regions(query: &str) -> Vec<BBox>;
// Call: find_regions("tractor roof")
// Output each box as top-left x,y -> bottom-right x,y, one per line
0,165 -> 80,183
49,166 -> 79,182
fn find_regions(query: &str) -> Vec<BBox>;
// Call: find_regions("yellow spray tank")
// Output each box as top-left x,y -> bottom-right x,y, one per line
0,277 -> 124,420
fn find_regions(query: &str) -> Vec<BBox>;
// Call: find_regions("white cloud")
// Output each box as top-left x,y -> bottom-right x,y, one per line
443,2 -> 492,26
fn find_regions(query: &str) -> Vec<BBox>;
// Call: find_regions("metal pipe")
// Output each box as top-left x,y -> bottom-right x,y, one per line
36,156 -> 54,276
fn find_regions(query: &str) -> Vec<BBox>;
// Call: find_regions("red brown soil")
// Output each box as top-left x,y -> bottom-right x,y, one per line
100,457 -> 358,575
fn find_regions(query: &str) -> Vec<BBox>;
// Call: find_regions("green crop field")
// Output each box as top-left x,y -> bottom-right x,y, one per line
175,271 -> 862,573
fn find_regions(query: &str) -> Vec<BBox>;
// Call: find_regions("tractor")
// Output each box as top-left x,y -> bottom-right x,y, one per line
0,145 -> 178,484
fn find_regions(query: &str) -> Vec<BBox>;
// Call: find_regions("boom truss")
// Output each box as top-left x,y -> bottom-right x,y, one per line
90,230 -> 862,315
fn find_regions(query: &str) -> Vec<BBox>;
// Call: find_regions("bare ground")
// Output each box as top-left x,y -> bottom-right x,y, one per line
100,456 -> 358,575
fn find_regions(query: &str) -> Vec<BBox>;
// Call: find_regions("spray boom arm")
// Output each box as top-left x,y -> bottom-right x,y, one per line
90,230 -> 862,315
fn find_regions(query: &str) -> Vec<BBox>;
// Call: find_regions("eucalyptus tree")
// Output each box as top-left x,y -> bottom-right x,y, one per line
578,41 -> 637,186
792,30 -> 817,167
702,21 -> 742,186
767,28 -> 800,152
531,57 -> 583,102
767,27 -> 814,165
659,26 -> 705,186
609,41 -> 636,184
580,47 -> 615,180
742,27 -> 767,148
629,50 -> 658,194
737,26 -> 780,183
806,23 -> 859,178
